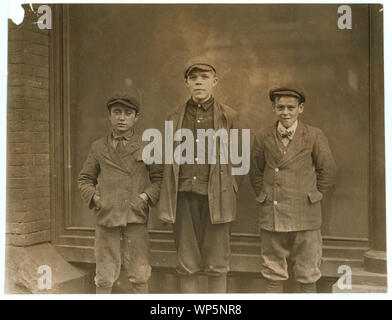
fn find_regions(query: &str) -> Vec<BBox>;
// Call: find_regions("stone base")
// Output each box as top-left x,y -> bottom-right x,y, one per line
5,243 -> 90,294
332,283 -> 387,293
332,266 -> 387,293
363,250 -> 387,274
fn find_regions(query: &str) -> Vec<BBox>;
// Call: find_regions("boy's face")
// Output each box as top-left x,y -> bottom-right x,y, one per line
109,103 -> 138,133
272,96 -> 304,128
185,70 -> 218,103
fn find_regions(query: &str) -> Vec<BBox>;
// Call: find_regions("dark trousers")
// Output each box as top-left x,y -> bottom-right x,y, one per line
94,223 -> 151,293
173,192 -> 231,293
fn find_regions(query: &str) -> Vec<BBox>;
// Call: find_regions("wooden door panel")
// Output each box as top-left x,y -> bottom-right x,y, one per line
52,4 -> 371,261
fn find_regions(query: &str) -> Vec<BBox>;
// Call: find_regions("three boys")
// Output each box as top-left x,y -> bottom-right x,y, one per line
78,71 -> 336,294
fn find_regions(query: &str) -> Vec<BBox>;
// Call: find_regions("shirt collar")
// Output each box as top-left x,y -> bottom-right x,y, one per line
188,96 -> 214,111
277,120 -> 298,135
112,128 -> 135,141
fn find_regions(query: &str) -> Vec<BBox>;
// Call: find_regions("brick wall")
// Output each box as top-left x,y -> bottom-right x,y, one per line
6,5 -> 51,246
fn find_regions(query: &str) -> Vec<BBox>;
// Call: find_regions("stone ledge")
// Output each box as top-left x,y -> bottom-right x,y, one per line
364,250 -> 387,274
6,209 -> 50,223
6,230 -> 50,246
332,265 -> 387,293
332,283 -> 387,293
6,219 -> 50,235
5,243 -> 89,294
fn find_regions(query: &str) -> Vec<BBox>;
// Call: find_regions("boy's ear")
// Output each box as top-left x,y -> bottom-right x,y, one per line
213,76 -> 218,87
184,78 -> 190,87
299,102 -> 304,113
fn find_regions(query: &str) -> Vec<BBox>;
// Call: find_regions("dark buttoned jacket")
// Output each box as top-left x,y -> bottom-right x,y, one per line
157,99 -> 240,224
178,97 -> 214,195
78,132 -> 163,227
249,121 -> 337,232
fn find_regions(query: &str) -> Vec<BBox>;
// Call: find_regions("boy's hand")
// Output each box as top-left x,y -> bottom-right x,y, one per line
138,192 -> 149,204
93,194 -> 102,210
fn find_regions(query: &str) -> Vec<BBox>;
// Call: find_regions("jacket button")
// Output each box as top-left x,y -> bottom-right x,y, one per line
275,168 -> 279,172
273,201 -> 278,205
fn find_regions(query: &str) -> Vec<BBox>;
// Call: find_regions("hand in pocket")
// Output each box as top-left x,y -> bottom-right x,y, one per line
93,194 -> 102,210
129,193 -> 148,216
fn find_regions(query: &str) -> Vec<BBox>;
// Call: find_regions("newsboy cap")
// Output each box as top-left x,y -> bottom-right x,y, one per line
269,87 -> 306,103
184,63 -> 216,79
107,92 -> 140,112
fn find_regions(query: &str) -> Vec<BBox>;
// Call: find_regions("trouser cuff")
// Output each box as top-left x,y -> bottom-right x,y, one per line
95,286 -> 112,294
265,279 -> 284,293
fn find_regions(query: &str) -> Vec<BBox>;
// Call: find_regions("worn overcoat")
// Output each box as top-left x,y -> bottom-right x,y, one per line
157,100 -> 240,224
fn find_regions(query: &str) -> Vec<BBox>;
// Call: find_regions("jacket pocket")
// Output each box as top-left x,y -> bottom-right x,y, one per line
127,193 -> 149,218
307,191 -> 323,204
256,191 -> 267,204
94,197 -> 111,217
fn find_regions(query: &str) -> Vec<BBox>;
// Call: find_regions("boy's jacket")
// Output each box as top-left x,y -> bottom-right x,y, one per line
157,100 -> 241,224
78,133 -> 163,227
249,121 -> 337,231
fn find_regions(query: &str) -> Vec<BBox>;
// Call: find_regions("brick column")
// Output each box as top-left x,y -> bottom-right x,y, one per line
6,4 -> 89,294
7,4 -> 51,247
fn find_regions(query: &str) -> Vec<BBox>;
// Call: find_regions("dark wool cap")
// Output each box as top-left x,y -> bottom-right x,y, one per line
269,87 -> 306,103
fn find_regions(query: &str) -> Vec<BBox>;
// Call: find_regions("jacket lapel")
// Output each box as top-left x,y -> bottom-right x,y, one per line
172,103 -> 187,187
213,100 -> 226,131
121,134 -> 143,173
103,135 -> 130,173
279,120 -> 306,167
210,101 -> 227,178
121,134 -> 141,158
265,123 -> 285,165
105,133 -> 142,174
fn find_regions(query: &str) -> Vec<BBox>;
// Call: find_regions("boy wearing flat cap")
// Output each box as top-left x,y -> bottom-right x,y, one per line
78,92 -> 163,294
158,63 -> 241,293
249,87 -> 337,293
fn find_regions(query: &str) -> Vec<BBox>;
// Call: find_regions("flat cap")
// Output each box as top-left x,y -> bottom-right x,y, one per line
107,92 -> 140,112
269,87 -> 306,103
184,63 -> 216,79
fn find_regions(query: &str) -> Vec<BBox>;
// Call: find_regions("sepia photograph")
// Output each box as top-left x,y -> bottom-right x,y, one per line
3,1 -> 387,298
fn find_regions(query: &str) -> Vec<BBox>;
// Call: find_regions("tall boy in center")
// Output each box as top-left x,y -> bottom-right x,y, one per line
158,63 -> 240,293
